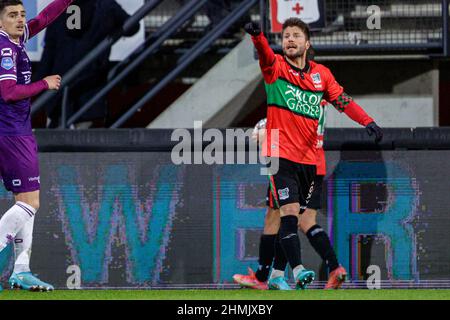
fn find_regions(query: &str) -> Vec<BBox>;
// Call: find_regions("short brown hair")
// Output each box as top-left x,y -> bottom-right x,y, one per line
282,17 -> 310,40
0,0 -> 23,13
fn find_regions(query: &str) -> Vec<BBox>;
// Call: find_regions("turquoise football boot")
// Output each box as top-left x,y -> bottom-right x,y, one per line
268,276 -> 293,290
295,269 -> 315,290
9,272 -> 54,292
0,284 -> 3,292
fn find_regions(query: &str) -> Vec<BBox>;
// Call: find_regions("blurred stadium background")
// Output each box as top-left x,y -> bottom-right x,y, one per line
1,0 -> 450,293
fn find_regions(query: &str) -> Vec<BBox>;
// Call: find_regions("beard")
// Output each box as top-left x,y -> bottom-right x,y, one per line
283,47 -> 306,60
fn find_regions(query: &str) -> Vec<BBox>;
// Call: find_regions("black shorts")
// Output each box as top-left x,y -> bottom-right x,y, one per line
266,158 -> 316,213
307,175 -> 324,210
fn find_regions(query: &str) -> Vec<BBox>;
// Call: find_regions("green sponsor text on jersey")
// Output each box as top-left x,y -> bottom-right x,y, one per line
265,78 -> 324,120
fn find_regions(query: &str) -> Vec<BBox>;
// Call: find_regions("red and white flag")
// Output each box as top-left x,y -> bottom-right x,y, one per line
270,0 -> 323,33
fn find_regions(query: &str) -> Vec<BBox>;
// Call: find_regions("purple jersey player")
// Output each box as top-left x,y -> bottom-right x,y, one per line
0,0 -> 73,292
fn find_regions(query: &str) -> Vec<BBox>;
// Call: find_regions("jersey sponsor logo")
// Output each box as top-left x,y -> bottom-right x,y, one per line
266,78 -> 323,120
285,84 -> 322,118
1,57 -> 14,70
278,187 -> 290,200
1,48 -> 13,57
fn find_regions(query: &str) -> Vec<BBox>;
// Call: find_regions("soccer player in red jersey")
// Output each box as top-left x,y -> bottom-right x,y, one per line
234,101 -> 376,290
234,18 -> 382,290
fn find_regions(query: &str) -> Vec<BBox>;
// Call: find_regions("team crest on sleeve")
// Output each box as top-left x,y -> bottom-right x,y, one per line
1,48 -> 13,57
1,57 -> 14,70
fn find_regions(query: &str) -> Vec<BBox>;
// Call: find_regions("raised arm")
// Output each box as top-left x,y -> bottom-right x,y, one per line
244,22 -> 278,83
27,0 -> 74,39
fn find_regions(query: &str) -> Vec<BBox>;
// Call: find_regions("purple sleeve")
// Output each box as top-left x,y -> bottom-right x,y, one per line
0,79 -> 48,103
0,44 -> 17,81
27,0 -> 74,39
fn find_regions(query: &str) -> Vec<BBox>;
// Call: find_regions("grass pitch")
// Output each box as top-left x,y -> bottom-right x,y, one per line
1,289 -> 450,300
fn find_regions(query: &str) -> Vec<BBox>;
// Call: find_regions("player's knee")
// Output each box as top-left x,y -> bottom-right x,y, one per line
280,203 -> 300,217
299,219 -> 315,234
299,209 -> 316,233
299,210 -> 317,234
264,208 -> 280,234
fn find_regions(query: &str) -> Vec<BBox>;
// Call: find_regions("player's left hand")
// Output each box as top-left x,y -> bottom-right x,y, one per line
244,22 -> 261,36
366,122 -> 383,143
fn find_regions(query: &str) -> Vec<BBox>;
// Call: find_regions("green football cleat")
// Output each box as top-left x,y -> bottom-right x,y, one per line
268,276 -> 292,290
295,269 -> 315,290
9,272 -> 54,292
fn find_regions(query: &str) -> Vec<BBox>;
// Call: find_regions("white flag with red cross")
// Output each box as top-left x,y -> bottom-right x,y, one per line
270,0 -> 324,33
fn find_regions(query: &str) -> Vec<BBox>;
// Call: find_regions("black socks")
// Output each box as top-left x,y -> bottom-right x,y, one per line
254,222 -> 340,280
255,234 -> 277,282
306,224 -> 339,272
279,215 -> 302,268
273,232 -> 288,271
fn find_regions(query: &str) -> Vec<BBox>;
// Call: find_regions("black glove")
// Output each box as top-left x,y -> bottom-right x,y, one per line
366,122 -> 383,143
244,22 -> 261,36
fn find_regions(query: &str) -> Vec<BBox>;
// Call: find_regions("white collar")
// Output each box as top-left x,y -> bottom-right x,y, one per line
0,30 -> 21,45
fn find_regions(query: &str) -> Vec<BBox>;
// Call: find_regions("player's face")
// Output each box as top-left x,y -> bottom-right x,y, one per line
282,26 -> 310,60
0,5 -> 26,41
